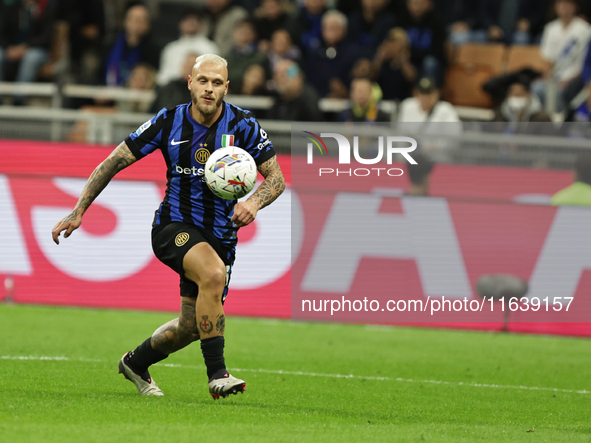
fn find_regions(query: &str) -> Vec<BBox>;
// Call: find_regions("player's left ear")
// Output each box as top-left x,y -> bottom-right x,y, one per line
224,81 -> 229,95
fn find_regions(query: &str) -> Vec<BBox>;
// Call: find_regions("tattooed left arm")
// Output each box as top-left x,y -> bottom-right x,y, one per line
231,156 -> 285,228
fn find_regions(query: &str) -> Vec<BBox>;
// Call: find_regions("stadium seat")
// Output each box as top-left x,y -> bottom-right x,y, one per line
506,45 -> 547,73
455,43 -> 507,75
444,64 -> 494,108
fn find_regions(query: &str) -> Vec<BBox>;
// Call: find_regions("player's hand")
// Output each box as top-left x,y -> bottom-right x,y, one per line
52,210 -> 82,245
231,201 -> 258,228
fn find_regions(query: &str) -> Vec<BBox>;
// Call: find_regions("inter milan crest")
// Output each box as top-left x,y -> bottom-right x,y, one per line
175,232 -> 190,247
195,148 -> 210,164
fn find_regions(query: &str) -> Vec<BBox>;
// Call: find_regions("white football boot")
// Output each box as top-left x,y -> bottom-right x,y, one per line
208,371 -> 246,399
118,352 -> 164,396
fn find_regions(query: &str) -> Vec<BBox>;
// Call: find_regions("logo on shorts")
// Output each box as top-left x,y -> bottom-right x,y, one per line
175,232 -> 190,247
195,148 -> 210,164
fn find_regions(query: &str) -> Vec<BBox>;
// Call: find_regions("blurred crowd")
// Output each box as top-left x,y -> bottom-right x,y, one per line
1,0 -> 591,122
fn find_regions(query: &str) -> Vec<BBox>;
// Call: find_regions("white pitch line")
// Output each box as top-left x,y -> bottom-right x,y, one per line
1,355 -> 103,362
3,355 -> 590,395
159,363 -> 591,395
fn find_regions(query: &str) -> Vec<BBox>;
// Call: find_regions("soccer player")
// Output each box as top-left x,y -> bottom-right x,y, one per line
51,54 -> 285,399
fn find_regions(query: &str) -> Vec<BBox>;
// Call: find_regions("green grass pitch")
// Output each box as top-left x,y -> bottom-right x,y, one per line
1,304 -> 590,442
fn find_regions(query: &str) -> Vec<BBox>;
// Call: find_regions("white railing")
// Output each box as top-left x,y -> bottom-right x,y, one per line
0,105 -> 588,150
0,82 -> 61,108
0,82 -> 495,122
62,84 -> 156,103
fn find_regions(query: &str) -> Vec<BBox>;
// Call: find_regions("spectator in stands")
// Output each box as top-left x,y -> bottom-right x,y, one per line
493,77 -> 552,123
267,29 -> 301,71
514,0 -> 554,45
347,0 -> 396,57
563,40 -> 591,116
285,0 -> 327,53
241,64 -> 270,95
104,2 -> 159,87
252,0 -> 292,51
551,154 -> 591,206
0,0 -> 57,92
406,152 -> 435,196
398,77 -> 460,122
157,9 -> 219,87
482,68 -> 541,107
531,0 -> 591,112
55,0 -> 105,85
340,77 -> 390,122
477,0 -> 524,44
303,10 -> 362,98
351,57 -> 386,101
117,63 -> 157,113
372,27 -> 416,101
399,78 -> 461,162
399,0 -> 446,85
444,0 -> 483,45
441,0 -> 548,46
269,59 -> 322,121
224,20 -> 269,94
200,0 -> 248,55
151,52 -> 196,113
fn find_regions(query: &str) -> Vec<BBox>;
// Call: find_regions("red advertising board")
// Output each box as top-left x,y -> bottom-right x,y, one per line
0,140 -> 291,317
2,140 -> 591,336
290,156 -> 591,336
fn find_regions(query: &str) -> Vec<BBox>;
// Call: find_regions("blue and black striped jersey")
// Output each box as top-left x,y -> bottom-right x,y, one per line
125,102 -> 276,252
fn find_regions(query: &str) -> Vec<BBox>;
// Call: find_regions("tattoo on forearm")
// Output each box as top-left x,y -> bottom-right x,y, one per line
74,143 -> 136,215
250,157 -> 285,210
199,315 -> 214,334
62,210 -> 80,223
215,314 -> 225,335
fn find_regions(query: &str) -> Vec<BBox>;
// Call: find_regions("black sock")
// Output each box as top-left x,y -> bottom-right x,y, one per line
125,338 -> 168,374
200,336 -> 226,380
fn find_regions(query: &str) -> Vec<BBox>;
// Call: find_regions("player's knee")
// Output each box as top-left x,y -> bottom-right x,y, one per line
201,266 -> 226,293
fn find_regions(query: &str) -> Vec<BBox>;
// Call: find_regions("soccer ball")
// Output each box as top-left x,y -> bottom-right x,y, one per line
204,146 -> 257,200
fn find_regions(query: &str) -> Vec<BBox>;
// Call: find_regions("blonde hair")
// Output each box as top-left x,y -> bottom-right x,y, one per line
194,54 -> 228,68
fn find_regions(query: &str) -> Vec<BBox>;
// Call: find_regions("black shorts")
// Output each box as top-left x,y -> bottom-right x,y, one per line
151,222 -> 234,302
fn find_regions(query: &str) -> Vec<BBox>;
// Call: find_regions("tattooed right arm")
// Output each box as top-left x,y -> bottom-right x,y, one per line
52,142 -> 137,244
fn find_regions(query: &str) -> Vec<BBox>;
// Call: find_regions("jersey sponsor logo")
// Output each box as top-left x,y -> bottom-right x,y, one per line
135,120 -> 152,136
171,139 -> 189,146
175,232 -> 190,247
174,164 -> 205,176
257,139 -> 272,150
195,148 -> 210,164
